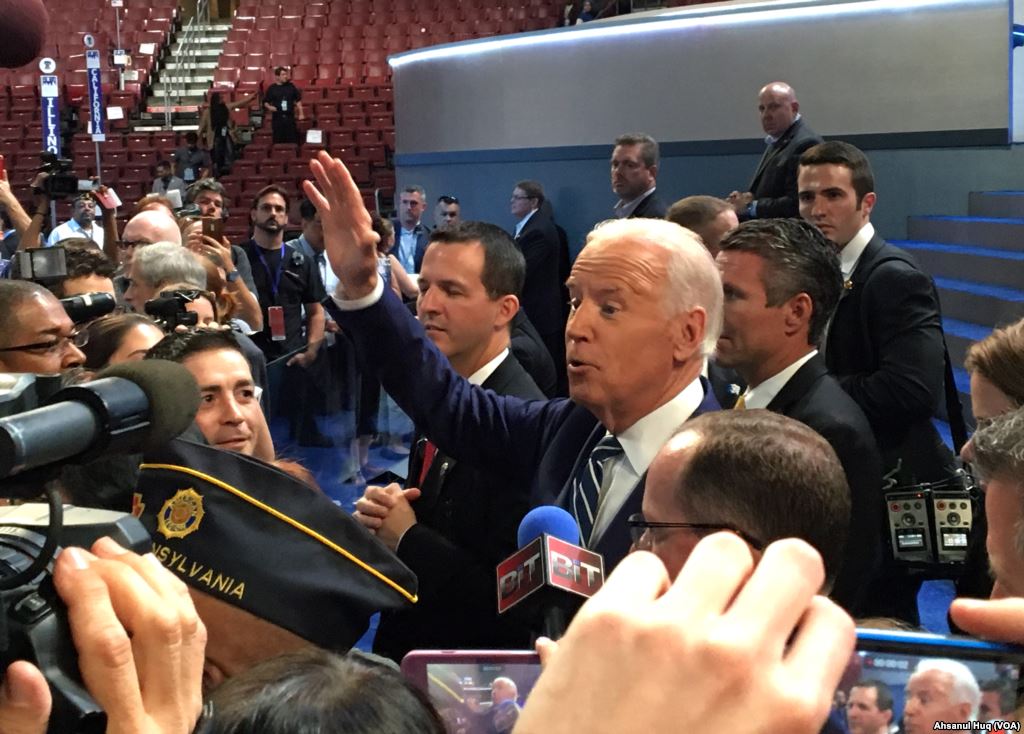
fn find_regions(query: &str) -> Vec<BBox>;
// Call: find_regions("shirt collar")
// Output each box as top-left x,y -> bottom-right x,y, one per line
741,350 -> 817,410
614,186 -> 657,219
515,209 -> 537,233
467,348 -> 509,387
614,376 -> 705,477
838,221 -> 875,280
400,221 -> 422,234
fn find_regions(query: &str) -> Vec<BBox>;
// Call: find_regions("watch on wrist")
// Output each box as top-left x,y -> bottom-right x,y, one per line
225,270 -> 240,283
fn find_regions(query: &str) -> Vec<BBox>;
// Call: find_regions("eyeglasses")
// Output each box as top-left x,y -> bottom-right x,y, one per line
0,327 -> 89,355
438,195 -> 459,204
626,513 -> 764,552
510,194 -> 532,201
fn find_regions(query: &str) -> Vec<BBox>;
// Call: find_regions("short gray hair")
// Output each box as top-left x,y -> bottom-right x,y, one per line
912,659 -> 980,719
971,407 -> 1024,557
613,133 -> 659,168
132,242 -> 206,290
401,185 -> 426,199
584,217 -> 722,356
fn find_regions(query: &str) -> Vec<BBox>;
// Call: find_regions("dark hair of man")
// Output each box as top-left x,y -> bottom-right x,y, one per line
186,131 -> 199,145
851,679 -> 894,713
251,184 -> 290,213
965,318 -> 1024,407
515,180 -> 545,207
799,141 -> 876,204
718,218 -> 842,347
970,406 -> 1024,485
156,160 -> 172,170
299,198 -> 317,221
428,221 -> 526,299
665,195 -> 731,231
671,410 -> 851,590
146,328 -> 243,364
188,177 -> 227,203
0,279 -> 53,348
48,242 -> 117,297
274,65 -> 288,75
82,313 -> 159,369
614,132 -> 659,168
980,679 -> 1014,714
208,648 -> 446,734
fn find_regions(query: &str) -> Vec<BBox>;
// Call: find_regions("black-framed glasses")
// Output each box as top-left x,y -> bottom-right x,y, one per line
438,195 -> 459,204
117,239 -> 151,250
0,327 -> 89,355
510,194 -> 531,200
626,513 -> 764,551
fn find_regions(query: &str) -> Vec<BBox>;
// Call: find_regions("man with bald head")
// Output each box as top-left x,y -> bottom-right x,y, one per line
728,81 -> 822,219
307,152 -> 722,570
114,209 -> 182,300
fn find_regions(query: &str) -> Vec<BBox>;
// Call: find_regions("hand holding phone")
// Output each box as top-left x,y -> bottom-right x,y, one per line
93,186 -> 122,211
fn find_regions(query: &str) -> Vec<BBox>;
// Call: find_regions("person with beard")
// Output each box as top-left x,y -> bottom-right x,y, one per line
46,193 -> 104,249
243,185 -> 328,445
151,159 -> 187,200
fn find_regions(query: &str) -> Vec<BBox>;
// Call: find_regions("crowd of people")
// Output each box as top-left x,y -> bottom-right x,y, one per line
1,73 -> 1023,733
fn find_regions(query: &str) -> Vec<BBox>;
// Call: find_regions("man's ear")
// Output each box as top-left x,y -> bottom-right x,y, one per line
494,294 -> 519,329
672,306 -> 706,363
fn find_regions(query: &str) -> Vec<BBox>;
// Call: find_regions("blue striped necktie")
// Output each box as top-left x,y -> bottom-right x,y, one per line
572,434 -> 623,547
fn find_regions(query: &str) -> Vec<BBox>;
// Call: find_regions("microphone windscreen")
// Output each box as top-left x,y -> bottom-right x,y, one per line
97,359 -> 200,450
517,505 -> 580,548
0,0 -> 48,69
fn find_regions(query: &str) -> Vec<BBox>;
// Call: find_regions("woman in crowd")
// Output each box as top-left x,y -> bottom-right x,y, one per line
81,312 -> 165,371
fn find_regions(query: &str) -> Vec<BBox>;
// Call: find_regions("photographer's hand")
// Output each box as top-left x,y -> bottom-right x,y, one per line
56,538 -> 206,734
0,662 -> 50,734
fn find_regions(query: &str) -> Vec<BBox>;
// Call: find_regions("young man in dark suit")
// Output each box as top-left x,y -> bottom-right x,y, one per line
797,141 -> 956,484
310,151 -> 721,572
714,218 -> 884,614
353,222 -> 545,660
728,82 -> 823,220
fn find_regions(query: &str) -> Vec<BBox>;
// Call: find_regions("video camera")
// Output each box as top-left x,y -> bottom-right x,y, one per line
144,289 -> 201,332
36,152 -> 80,200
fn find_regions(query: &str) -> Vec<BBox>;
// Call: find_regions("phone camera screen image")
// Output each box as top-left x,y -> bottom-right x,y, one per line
425,661 -> 541,734
840,632 -> 1024,732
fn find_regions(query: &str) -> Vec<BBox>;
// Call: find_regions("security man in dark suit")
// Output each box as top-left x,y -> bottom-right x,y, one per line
714,218 -> 884,614
729,82 -> 823,220
353,222 -> 544,661
391,185 -> 432,274
310,149 -> 722,573
797,141 -> 957,484
611,133 -> 667,219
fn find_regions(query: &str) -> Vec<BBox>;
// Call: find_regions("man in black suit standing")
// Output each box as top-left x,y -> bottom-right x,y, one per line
353,222 -> 545,660
511,180 -> 565,372
729,82 -> 822,220
798,141 -> 957,485
714,218 -> 884,613
611,133 -> 667,219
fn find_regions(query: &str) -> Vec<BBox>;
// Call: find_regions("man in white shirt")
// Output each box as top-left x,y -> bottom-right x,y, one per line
307,151 -> 722,571
47,194 -> 104,249
713,217 -> 883,614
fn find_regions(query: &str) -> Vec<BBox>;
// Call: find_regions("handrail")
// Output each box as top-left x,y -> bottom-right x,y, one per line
163,0 -> 210,129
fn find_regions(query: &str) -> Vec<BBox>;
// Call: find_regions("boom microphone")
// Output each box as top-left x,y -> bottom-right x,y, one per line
0,360 -> 200,479
497,506 -> 606,640
60,292 -> 117,324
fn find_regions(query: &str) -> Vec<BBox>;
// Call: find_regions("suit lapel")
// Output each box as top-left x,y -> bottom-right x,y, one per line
748,120 -> 801,191
765,355 -> 826,415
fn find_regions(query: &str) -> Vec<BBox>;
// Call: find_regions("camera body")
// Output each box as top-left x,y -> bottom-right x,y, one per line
144,290 -> 200,332
884,468 -> 978,567
0,504 -> 152,733
37,152 -> 80,200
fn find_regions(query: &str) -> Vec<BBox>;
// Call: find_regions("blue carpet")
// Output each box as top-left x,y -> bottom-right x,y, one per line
943,318 -> 992,342
894,240 -> 1024,261
918,580 -> 956,634
934,276 -> 1024,301
914,214 -> 1024,225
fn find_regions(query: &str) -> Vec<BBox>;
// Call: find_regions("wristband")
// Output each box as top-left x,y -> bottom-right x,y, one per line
225,270 -> 240,283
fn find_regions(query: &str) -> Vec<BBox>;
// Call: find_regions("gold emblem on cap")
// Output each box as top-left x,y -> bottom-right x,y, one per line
157,488 -> 205,540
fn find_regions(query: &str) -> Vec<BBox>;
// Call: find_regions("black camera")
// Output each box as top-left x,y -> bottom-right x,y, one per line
144,290 -> 201,332
0,504 -> 151,733
36,152 -> 80,200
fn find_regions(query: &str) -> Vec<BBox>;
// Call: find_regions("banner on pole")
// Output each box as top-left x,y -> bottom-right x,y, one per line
86,50 -> 106,142
40,75 -> 61,156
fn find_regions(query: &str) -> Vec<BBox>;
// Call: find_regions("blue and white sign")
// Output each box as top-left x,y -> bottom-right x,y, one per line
86,50 -> 105,142
40,75 -> 60,155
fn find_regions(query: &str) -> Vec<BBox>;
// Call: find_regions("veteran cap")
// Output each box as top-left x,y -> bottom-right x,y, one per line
134,438 -> 418,652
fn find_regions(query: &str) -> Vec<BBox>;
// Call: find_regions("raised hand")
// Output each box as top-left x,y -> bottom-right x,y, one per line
303,151 -> 380,299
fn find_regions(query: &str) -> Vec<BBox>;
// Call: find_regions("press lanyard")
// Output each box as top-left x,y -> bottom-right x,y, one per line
256,245 -> 286,302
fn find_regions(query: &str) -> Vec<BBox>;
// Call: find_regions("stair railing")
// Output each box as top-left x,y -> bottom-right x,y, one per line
162,0 -> 210,129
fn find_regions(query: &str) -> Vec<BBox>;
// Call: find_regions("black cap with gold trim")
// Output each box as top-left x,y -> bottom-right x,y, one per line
133,438 -> 418,652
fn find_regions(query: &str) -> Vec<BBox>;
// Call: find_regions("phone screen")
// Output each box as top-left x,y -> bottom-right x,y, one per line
848,630 -> 1024,726
403,652 -> 541,734
202,217 -> 223,241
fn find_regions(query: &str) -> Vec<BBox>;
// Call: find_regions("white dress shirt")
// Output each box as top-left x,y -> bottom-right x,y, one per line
739,350 -> 818,410
838,222 -> 875,281
46,218 -> 104,249
514,209 -> 536,238
614,187 -> 657,219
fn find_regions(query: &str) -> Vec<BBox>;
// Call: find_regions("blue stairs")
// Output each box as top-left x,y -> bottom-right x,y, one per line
892,191 -> 1024,430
